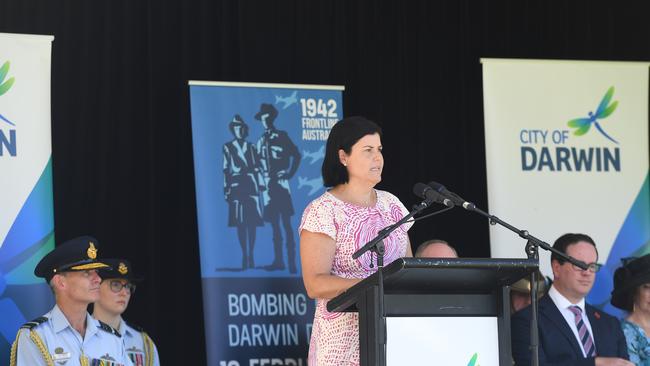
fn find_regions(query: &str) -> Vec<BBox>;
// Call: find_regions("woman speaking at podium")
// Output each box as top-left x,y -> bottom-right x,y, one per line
299,116 -> 413,365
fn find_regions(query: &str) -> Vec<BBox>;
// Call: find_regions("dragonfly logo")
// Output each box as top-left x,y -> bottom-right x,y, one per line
519,86 -> 622,172
0,60 -> 17,157
567,86 -> 619,144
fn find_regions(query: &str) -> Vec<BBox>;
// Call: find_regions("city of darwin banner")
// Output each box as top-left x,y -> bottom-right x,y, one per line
482,59 -> 650,315
0,33 -> 55,361
189,81 -> 344,365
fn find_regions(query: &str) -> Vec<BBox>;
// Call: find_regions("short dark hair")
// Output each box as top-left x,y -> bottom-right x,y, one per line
551,233 -> 598,264
322,116 -> 382,187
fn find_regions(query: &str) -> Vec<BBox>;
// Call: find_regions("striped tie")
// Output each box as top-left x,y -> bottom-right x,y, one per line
568,305 -> 596,357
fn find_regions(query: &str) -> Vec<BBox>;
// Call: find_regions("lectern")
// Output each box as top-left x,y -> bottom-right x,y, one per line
327,257 -> 538,366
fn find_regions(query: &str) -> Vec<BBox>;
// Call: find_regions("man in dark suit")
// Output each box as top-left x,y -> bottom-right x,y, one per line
511,233 -> 632,366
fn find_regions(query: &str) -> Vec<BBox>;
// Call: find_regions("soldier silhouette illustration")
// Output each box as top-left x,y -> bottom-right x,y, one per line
223,115 -> 264,269
255,104 -> 301,273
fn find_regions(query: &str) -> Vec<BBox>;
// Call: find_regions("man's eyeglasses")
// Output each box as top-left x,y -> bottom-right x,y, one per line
107,280 -> 136,294
567,261 -> 602,273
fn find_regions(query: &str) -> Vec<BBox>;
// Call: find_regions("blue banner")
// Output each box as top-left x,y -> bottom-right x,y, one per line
189,81 -> 344,365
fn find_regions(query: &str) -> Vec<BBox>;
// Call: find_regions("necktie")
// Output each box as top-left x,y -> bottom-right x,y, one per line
568,305 -> 596,357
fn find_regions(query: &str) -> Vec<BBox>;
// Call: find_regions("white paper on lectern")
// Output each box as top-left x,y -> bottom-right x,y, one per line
386,317 -> 499,366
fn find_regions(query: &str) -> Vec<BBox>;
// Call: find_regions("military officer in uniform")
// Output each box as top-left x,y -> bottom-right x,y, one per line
255,103 -> 301,273
10,236 -> 133,366
93,259 -> 160,366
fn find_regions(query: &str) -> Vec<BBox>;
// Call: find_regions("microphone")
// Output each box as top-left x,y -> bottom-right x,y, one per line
413,182 -> 454,207
427,181 -> 476,211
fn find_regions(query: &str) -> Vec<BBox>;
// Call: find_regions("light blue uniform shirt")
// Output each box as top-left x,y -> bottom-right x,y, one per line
120,321 -> 160,366
15,304 -> 133,366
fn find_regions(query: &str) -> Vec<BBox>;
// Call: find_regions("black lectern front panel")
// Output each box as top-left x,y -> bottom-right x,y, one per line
327,257 -> 538,366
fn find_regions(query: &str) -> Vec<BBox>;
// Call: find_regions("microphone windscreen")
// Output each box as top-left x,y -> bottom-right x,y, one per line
412,182 -> 430,198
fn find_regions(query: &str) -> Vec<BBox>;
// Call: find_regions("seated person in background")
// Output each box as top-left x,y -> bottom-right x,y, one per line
510,270 -> 548,313
511,233 -> 631,366
414,239 -> 457,258
611,254 -> 650,365
93,259 -> 160,366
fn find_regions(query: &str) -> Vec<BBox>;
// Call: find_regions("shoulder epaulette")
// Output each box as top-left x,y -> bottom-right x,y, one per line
125,321 -> 145,333
97,320 -> 122,337
20,316 -> 48,330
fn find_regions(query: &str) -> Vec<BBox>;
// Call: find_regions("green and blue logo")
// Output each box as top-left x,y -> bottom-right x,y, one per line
519,86 -> 622,172
0,61 -> 15,95
0,60 -> 16,126
567,86 -> 619,144
0,60 -> 17,157
467,352 -> 479,366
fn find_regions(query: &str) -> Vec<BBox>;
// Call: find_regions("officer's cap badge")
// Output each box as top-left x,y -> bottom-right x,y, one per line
87,242 -> 97,259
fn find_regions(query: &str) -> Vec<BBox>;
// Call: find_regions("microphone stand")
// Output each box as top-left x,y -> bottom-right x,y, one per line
352,197 -> 435,366
462,204 -> 589,366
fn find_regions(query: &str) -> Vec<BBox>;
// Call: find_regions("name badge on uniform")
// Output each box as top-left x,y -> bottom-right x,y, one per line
51,347 -> 71,364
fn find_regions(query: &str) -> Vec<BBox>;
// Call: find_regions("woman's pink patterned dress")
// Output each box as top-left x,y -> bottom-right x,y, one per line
299,189 -> 412,365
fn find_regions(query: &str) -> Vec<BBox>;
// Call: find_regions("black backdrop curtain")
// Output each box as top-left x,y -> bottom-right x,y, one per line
1,0 -> 649,363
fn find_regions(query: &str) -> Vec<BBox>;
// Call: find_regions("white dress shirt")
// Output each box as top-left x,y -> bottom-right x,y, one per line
547,284 -> 596,357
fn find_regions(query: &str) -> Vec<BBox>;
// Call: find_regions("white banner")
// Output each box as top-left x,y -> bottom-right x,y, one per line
386,317 -> 498,366
0,32 -> 55,360
482,59 -> 650,312
0,33 -> 53,246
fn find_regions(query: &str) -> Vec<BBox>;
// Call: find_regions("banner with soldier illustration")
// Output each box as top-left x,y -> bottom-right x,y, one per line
189,81 -> 343,365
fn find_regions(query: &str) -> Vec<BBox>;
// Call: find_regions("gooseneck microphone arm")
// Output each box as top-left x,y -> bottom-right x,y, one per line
427,181 -> 590,366
459,202 -> 588,269
427,181 -> 588,269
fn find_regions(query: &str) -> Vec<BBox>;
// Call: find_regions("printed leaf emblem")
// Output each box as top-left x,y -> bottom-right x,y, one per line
0,61 -> 15,96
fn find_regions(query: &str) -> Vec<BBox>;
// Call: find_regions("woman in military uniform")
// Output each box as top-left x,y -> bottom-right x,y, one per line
92,258 -> 159,366
223,114 -> 264,269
